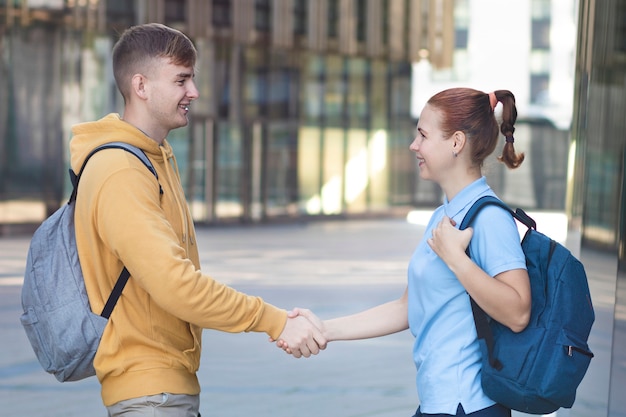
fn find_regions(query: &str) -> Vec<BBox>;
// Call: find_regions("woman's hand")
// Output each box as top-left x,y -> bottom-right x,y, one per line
427,216 -> 473,267
272,308 -> 326,357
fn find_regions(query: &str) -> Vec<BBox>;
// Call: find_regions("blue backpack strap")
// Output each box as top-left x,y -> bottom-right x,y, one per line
459,196 -> 533,371
460,195 -> 536,231
67,142 -> 160,318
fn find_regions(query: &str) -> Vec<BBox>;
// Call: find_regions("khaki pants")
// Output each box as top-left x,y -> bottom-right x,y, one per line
107,393 -> 200,417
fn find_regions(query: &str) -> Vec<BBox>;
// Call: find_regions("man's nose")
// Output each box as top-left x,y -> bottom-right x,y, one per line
188,81 -> 199,100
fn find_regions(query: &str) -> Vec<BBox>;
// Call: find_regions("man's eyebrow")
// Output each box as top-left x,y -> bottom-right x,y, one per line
176,72 -> 194,79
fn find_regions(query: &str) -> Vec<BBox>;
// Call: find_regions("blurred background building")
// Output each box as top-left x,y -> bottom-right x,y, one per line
1,1 -> 626,415
0,0 -> 573,230
0,0 -> 448,228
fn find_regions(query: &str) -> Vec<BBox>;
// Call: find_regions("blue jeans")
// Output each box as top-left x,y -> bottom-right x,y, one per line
412,403 -> 511,417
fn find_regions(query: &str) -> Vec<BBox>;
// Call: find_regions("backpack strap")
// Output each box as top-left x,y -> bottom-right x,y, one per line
69,142 -> 160,203
460,196 -> 536,231
67,142 -> 160,319
101,268 -> 130,318
459,196 -> 535,371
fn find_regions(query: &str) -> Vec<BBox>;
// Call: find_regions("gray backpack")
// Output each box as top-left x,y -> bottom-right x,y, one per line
20,142 -> 159,382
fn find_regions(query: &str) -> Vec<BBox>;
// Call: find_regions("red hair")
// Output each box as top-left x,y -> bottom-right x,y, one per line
427,88 -> 524,169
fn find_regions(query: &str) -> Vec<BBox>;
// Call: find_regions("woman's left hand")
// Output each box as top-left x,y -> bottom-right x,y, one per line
427,216 -> 473,266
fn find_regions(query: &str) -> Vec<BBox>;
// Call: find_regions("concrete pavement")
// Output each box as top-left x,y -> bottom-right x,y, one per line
0,214 -> 602,417
0,219 -> 422,417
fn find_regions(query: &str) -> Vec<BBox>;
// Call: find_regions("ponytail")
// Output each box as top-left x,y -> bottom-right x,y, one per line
493,90 -> 525,169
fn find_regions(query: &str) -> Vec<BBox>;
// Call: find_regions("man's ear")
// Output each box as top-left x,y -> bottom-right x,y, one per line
452,131 -> 467,154
131,73 -> 148,100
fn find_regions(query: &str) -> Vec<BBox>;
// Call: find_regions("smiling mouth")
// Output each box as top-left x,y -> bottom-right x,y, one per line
179,104 -> 190,111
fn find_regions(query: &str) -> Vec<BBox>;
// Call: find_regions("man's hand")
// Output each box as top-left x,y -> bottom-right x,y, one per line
275,311 -> 327,358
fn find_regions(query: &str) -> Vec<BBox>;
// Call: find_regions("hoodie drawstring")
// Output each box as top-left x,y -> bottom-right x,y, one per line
160,146 -> 194,251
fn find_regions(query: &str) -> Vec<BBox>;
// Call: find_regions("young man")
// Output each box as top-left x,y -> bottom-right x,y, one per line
70,23 -> 324,417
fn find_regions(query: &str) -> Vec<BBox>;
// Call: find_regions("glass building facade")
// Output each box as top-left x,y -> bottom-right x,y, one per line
1,0 -> 573,233
0,0 -> 453,228
567,0 -> 626,416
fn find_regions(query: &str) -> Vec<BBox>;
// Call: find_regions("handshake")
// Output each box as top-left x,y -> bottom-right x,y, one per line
272,308 -> 327,358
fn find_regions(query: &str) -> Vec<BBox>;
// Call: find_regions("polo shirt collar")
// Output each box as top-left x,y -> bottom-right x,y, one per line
442,176 -> 491,221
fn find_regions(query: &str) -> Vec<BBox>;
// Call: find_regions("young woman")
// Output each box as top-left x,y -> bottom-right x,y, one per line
281,88 -> 531,417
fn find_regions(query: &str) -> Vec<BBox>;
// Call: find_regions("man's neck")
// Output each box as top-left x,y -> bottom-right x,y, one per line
121,112 -> 166,145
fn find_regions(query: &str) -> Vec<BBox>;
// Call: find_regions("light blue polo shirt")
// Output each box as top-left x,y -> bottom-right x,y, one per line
407,177 -> 526,414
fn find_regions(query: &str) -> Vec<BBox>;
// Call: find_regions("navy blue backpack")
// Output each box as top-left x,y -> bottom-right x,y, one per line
460,196 -> 595,414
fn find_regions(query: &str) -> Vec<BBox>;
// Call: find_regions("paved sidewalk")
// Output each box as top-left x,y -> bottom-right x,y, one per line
0,219 -> 423,417
0,213 -> 602,417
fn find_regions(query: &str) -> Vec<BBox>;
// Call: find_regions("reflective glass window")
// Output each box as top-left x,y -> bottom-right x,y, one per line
215,123 -> 243,218
323,55 -> 345,126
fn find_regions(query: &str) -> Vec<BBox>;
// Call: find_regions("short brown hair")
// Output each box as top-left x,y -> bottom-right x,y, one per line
112,23 -> 197,101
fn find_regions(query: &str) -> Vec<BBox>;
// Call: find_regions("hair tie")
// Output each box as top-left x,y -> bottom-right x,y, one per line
505,135 -> 515,143
488,92 -> 498,111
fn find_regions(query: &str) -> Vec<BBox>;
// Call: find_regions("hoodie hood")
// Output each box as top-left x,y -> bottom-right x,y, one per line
70,112 -> 191,248
70,113 -> 169,175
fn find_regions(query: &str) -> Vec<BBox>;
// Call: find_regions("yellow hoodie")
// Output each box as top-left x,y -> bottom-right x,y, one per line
70,113 -> 287,406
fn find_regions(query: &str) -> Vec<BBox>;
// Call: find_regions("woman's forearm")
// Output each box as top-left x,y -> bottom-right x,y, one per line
324,289 -> 409,342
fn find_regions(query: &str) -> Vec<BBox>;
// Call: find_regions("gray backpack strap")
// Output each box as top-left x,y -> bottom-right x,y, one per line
69,142 -> 160,203
68,142 -> 160,318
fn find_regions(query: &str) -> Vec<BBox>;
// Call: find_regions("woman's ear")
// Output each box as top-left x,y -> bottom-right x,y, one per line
452,131 -> 467,154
